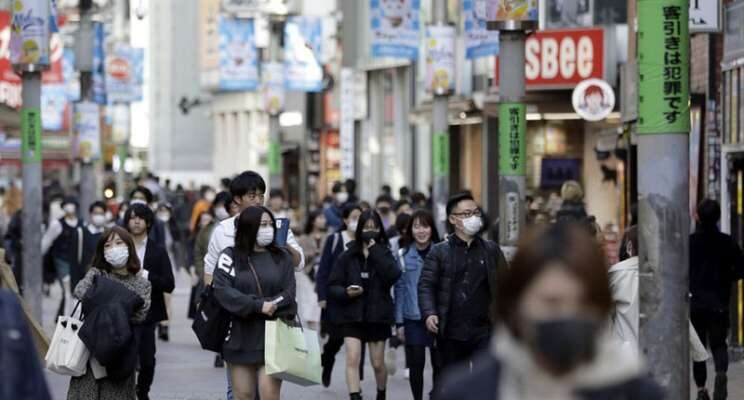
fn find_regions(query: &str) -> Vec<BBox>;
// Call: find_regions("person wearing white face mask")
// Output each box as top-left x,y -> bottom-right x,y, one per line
42,196 -> 85,317
418,192 -> 509,380
324,181 -> 349,231
70,226 -> 152,400
212,206 -> 296,400
79,201 -> 110,289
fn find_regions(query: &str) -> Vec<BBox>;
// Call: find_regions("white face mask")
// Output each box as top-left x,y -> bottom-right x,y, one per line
91,214 -> 106,227
104,246 -> 130,268
336,192 -> 349,204
157,212 -> 171,222
130,199 -> 147,206
256,227 -> 274,247
347,219 -> 358,233
462,216 -> 483,236
215,208 -> 230,221
63,204 -> 77,215
205,192 -> 216,203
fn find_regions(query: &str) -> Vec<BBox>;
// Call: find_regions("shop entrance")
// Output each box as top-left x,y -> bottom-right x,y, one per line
726,151 -> 744,349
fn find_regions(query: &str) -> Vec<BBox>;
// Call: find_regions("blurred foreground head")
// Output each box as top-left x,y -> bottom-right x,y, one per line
496,222 -> 611,375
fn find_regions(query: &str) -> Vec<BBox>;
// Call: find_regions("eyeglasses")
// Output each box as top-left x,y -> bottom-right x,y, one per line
452,209 -> 482,219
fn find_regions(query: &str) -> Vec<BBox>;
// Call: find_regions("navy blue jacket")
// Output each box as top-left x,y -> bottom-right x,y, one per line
0,290 -> 52,400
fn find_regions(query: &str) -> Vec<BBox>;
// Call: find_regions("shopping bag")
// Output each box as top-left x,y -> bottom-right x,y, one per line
89,356 -> 108,379
45,302 -> 89,377
264,318 -> 322,386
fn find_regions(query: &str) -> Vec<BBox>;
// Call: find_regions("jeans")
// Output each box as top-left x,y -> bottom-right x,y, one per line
407,345 -> 440,400
691,310 -> 730,388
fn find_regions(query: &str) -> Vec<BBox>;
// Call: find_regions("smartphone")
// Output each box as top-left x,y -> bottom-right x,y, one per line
271,296 -> 284,305
275,218 -> 290,247
347,285 -> 362,291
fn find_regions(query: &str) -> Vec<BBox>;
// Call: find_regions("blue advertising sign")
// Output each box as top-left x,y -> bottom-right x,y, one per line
130,47 -> 144,102
62,49 -> 80,101
463,0 -> 500,59
284,16 -> 324,92
218,17 -> 259,91
41,83 -> 66,131
92,22 -> 106,105
370,0 -> 421,59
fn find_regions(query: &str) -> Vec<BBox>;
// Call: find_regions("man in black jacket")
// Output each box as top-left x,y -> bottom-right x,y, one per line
690,199 -> 744,400
125,204 -> 175,400
418,192 -> 507,372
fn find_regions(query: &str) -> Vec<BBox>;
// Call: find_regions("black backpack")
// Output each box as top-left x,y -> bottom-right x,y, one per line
191,260 -> 233,353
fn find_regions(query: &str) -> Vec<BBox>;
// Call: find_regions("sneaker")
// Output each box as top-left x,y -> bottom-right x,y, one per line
697,388 -> 711,400
385,348 -> 397,376
404,368 -> 410,380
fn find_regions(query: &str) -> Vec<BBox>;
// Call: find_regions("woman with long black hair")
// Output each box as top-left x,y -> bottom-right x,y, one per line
212,206 -> 297,400
329,209 -> 402,400
394,209 -> 441,400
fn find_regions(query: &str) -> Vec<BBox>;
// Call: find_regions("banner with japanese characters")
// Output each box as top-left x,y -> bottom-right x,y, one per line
218,17 -> 259,91
370,0 -> 421,59
284,16 -> 323,92
426,26 -> 455,94
463,0 -> 499,58
637,0 -> 690,134
499,103 -> 526,176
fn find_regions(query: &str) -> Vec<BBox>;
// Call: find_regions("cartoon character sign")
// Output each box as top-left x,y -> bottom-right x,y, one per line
380,0 -> 413,29
371,0 -> 420,59
572,78 -> 615,122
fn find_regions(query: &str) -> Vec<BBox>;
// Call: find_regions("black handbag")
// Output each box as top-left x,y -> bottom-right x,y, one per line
191,283 -> 230,352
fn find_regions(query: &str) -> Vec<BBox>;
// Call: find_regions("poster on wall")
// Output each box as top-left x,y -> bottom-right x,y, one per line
463,0 -> 499,59
284,16 -> 323,92
370,0 -> 421,60
218,16 -> 259,91
425,26 -> 455,94
262,62 -> 285,115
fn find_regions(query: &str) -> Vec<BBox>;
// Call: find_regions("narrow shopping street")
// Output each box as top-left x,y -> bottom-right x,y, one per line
43,273 -> 433,399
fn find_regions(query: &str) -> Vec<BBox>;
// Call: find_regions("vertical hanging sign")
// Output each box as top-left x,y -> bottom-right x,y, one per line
637,0 -> 690,135
21,108 -> 41,163
499,103 -> 526,175
426,26 -> 456,95
10,0 -> 51,67
340,68 -> 355,180
268,140 -> 281,175
432,132 -> 449,177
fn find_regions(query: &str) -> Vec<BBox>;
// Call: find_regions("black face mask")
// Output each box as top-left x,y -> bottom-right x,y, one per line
361,231 -> 379,243
530,318 -> 598,376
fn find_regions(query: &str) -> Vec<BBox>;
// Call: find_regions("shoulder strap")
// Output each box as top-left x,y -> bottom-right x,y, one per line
332,232 -> 341,253
246,257 -> 264,297
398,248 -> 406,271
76,227 -> 84,264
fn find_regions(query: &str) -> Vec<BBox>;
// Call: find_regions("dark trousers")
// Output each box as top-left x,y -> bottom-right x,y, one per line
407,345 -> 440,400
136,322 -> 158,399
438,335 -> 490,372
691,310 -> 729,388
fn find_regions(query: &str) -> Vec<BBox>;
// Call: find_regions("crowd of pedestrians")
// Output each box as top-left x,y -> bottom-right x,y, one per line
4,171 -> 744,400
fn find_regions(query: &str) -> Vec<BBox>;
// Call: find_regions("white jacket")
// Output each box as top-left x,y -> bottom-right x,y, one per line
204,215 -> 305,276
608,256 -> 639,349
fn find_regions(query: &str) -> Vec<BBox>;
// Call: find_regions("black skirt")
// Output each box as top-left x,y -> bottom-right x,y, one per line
342,322 -> 391,342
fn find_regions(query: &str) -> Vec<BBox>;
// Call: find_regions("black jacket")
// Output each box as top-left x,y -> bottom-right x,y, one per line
328,242 -> 402,325
79,276 -> 144,381
317,231 -> 347,324
690,227 -> 744,314
0,290 -> 52,400
418,235 -> 507,337
438,352 -> 664,400
556,200 -> 588,222
142,239 -> 175,323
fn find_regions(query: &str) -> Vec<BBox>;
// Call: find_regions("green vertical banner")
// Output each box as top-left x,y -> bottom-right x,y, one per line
499,103 -> 526,176
432,132 -> 450,177
637,0 -> 690,135
21,108 -> 42,163
268,140 -> 282,175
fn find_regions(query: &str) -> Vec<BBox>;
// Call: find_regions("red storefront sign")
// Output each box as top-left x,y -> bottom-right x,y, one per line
495,28 -> 605,90
0,11 -> 64,109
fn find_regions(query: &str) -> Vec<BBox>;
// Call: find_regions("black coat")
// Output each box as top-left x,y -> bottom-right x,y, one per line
438,352 -> 664,400
690,227 -> 744,314
79,276 -> 144,381
417,235 -> 507,336
316,232 -> 346,325
328,242 -> 401,325
0,290 -> 52,400
142,239 -> 175,324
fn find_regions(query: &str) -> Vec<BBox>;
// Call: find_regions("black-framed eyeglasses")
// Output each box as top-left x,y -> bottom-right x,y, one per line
452,209 -> 482,219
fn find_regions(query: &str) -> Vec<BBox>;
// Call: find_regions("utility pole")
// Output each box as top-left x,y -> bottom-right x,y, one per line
12,0 -> 52,322
77,0 -> 95,220
114,0 -> 129,201
487,3 -> 535,251
636,1 -> 690,398
431,0 -> 449,236
268,19 -> 282,191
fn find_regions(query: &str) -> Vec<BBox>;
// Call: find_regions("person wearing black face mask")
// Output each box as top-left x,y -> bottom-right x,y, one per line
328,210 -> 402,400
438,223 -> 664,400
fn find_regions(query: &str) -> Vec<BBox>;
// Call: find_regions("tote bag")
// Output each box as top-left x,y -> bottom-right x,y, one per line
264,318 -> 322,386
45,302 -> 89,376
